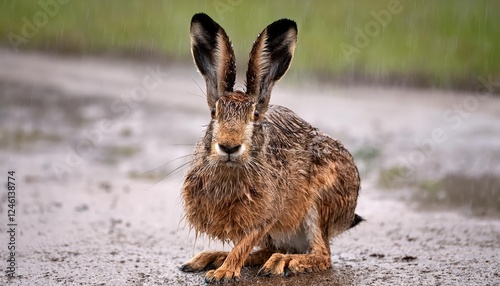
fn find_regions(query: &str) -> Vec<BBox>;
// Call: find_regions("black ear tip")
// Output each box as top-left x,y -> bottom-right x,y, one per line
281,19 -> 298,31
191,13 -> 211,24
269,18 -> 297,32
267,18 -> 298,36
191,13 -> 219,36
191,13 -> 216,28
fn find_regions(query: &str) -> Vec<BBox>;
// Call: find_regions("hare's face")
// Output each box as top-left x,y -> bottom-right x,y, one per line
190,13 -> 296,164
210,91 -> 259,164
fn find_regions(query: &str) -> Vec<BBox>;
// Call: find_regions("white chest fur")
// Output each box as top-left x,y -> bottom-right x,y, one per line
269,208 -> 318,253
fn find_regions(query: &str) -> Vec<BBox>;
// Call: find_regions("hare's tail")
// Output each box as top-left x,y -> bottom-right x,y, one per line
349,214 -> 365,229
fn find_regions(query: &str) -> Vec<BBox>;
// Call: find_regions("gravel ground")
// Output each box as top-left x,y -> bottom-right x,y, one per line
0,50 -> 499,285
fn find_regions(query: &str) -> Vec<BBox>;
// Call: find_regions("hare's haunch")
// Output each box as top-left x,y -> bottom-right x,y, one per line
181,13 -> 363,284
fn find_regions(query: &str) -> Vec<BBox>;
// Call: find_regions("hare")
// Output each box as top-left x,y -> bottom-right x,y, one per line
180,13 -> 363,283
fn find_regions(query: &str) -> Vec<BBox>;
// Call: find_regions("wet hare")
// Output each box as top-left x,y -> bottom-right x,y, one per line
181,13 -> 362,283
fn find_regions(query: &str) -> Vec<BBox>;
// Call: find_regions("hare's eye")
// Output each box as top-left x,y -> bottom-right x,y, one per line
211,108 -> 216,119
253,110 -> 260,121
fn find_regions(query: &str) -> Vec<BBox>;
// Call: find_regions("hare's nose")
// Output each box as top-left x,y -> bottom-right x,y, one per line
217,144 -> 241,155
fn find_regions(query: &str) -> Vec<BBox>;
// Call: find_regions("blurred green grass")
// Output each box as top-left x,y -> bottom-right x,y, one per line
1,0 -> 499,90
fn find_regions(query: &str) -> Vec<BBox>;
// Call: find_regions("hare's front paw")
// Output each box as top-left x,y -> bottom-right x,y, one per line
258,253 -> 331,276
180,251 -> 227,272
205,268 -> 240,284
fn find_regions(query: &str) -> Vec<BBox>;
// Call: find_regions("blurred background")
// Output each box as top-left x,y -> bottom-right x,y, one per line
1,0 -> 499,89
0,1 -> 499,285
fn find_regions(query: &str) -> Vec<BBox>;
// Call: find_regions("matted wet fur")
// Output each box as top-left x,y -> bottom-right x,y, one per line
180,13 -> 363,284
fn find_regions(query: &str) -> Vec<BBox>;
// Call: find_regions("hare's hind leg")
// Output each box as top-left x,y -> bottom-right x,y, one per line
180,251 -> 228,272
258,243 -> 331,276
245,248 -> 278,267
258,252 -> 331,276
258,216 -> 331,276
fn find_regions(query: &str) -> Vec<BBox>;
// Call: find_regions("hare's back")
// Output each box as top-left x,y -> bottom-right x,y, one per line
265,105 -> 315,138
264,105 -> 318,151
265,105 -> 355,166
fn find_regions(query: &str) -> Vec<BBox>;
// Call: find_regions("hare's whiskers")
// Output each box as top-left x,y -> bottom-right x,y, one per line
144,159 -> 194,191
140,154 -> 193,174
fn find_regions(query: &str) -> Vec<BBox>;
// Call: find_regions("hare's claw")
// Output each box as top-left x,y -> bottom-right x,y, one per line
179,263 -> 198,273
258,253 -> 331,277
180,251 -> 228,273
258,253 -> 289,276
204,269 -> 240,284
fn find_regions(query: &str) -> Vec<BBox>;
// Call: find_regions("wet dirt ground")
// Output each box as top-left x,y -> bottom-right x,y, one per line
0,50 -> 499,285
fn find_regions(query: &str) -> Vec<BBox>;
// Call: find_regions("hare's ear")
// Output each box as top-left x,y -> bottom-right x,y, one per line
246,19 -> 297,113
190,13 -> 236,109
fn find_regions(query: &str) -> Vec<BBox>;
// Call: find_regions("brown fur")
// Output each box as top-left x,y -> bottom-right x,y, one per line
181,13 -> 362,284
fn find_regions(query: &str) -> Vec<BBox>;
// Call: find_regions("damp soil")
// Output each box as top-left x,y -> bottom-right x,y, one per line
0,50 -> 499,285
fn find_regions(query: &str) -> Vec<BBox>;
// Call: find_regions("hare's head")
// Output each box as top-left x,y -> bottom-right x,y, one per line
190,13 -> 297,165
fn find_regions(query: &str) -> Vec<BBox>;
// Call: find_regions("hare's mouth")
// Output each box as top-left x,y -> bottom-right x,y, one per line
221,158 -> 241,167
218,153 -> 244,166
